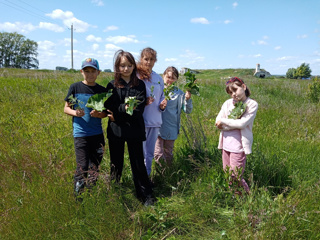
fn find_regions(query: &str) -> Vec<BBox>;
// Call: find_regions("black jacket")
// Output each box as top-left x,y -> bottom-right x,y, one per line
104,79 -> 146,141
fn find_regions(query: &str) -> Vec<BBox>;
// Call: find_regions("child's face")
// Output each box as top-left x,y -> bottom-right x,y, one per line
119,56 -> 134,81
228,83 -> 247,102
163,71 -> 177,86
141,53 -> 156,71
81,67 -> 100,85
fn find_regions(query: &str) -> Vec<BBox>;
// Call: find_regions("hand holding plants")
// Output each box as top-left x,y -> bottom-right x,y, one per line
125,96 -> 141,116
75,109 -> 85,117
159,99 -> 167,110
184,70 -> 200,96
185,90 -> 191,100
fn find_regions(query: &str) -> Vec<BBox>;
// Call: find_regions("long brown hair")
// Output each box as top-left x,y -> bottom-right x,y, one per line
113,50 -> 139,88
136,47 -> 157,81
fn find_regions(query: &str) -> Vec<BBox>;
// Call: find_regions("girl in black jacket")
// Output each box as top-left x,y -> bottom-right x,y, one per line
104,50 -> 154,206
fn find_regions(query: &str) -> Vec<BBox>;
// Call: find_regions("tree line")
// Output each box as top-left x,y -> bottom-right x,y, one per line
0,32 -> 38,69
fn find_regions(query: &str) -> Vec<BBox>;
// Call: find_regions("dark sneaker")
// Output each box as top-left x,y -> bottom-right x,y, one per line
144,195 -> 155,207
74,180 -> 85,195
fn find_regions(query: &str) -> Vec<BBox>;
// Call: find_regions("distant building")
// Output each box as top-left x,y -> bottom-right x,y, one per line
56,66 -> 68,71
253,63 -> 271,78
180,67 -> 200,75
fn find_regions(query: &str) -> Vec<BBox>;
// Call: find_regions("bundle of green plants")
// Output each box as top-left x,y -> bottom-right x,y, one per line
163,83 -> 177,100
228,101 -> 247,119
184,70 -> 200,96
86,89 -> 113,111
125,96 -> 140,115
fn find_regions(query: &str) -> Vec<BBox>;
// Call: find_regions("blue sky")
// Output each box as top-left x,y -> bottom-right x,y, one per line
1,0 -> 319,75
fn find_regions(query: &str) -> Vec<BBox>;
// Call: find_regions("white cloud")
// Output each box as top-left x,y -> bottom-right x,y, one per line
253,54 -> 262,58
105,43 -> 121,51
106,35 -> 139,44
104,25 -> 119,32
257,40 -> 268,45
86,34 -> 102,42
297,34 -> 308,39
180,49 -> 205,64
274,46 -> 281,50
190,17 -> 210,24
0,22 -> 36,34
165,58 -> 178,62
39,22 -> 64,32
224,20 -> 232,24
63,38 -> 78,47
46,9 -> 92,32
92,43 -> 99,51
233,2 -> 238,8
37,40 -> 57,63
91,0 -> 104,6
276,56 -> 295,61
38,40 -> 56,51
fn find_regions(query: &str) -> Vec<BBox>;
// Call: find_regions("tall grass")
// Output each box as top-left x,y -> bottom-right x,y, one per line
0,68 -> 319,239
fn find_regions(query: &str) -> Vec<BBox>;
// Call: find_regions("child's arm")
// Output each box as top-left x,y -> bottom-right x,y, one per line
182,91 -> 193,114
219,100 -> 258,130
215,101 -> 229,130
64,102 -> 84,117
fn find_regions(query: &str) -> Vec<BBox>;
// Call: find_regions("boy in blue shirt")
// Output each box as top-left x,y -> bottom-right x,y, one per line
64,58 -> 107,195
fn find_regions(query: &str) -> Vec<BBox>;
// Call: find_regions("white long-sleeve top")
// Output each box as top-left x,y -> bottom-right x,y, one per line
215,97 -> 258,154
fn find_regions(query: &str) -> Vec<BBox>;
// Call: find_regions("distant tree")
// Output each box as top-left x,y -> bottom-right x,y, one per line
0,32 -> 39,69
286,63 -> 312,79
286,68 -> 297,79
295,63 -> 312,79
104,69 -> 112,72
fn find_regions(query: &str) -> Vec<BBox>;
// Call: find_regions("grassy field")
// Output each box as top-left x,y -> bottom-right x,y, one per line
0,68 -> 319,239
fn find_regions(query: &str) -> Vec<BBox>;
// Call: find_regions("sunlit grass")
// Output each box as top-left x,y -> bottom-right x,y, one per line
0,68 -> 319,239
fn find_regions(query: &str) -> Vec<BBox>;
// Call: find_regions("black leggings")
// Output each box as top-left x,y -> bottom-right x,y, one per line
108,137 -> 153,201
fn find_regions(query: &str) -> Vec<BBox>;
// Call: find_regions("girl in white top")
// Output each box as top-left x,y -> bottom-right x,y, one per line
215,77 -> 258,194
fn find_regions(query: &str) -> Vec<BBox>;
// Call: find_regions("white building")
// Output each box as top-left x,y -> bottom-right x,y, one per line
254,63 -> 271,78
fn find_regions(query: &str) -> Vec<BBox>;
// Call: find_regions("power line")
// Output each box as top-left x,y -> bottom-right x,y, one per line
0,0 -> 63,26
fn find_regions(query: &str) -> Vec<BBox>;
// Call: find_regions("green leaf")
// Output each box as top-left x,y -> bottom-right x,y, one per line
85,89 -> 113,112
163,83 -> 177,100
125,96 -> 141,116
184,70 -> 200,96
67,95 -> 84,110
228,101 -> 247,119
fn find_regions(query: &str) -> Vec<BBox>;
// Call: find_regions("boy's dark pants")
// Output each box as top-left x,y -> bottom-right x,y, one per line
108,137 -> 153,201
74,134 -> 105,189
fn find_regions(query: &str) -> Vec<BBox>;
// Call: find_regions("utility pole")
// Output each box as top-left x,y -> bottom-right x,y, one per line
71,23 -> 74,69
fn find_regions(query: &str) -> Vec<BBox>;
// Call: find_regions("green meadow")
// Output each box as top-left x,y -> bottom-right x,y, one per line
0,68 -> 319,239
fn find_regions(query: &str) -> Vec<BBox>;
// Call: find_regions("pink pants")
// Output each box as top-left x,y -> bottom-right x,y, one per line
154,136 -> 175,166
222,149 -> 249,193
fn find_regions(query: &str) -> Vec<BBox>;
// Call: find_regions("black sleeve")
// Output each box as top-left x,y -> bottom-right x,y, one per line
64,84 -> 75,102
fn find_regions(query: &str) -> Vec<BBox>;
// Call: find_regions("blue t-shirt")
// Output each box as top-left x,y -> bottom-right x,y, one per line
65,81 -> 106,137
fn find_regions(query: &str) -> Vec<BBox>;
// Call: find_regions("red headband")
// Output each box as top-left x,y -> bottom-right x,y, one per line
226,77 -> 244,85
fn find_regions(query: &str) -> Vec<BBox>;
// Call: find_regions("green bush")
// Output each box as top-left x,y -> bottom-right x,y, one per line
307,77 -> 320,103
